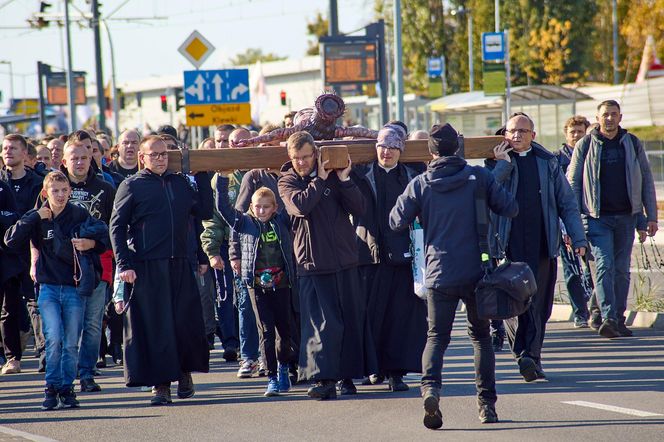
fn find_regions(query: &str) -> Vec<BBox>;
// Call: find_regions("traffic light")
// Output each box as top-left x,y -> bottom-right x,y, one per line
160,94 -> 167,112
174,88 -> 184,111
280,90 -> 287,106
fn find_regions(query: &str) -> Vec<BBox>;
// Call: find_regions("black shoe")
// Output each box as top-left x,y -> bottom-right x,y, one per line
388,375 -> 409,392
150,383 -> 172,406
369,374 -> 385,385
535,365 -> 548,381
58,386 -> 80,408
589,312 -> 603,330
336,378 -> 357,395
177,372 -> 195,399
307,381 -> 337,400
42,385 -> 60,411
223,347 -> 238,362
422,389 -> 442,430
111,343 -> 123,366
96,356 -> 107,368
617,321 -> 633,337
479,404 -> 499,424
518,357 -> 538,382
491,332 -> 505,352
80,378 -> 102,393
598,319 -> 620,338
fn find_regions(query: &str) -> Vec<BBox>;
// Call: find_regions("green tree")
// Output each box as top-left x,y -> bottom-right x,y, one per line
229,48 -> 286,66
306,12 -> 329,56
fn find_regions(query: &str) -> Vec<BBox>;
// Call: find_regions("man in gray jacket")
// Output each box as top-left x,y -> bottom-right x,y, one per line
567,100 -> 657,339
487,113 -> 586,383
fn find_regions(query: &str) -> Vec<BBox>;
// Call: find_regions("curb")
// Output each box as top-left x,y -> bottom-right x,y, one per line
550,303 -> 664,330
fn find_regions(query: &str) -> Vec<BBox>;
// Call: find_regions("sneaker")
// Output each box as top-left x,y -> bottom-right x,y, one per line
237,359 -> 258,378
257,359 -> 267,377
369,374 -> 385,385
422,388 -> 443,430
598,319 -> 620,339
388,375 -> 409,392
491,332 -> 505,352
277,363 -> 291,392
589,312 -> 603,330
150,383 -> 172,406
80,378 -> 102,393
617,321 -> 633,337
574,317 -> 589,328
307,381 -> 337,400
518,357 -> 538,382
177,372 -> 195,399
1,358 -> 21,374
479,404 -> 499,423
58,386 -> 80,408
336,378 -> 357,395
42,385 -> 60,411
223,347 -> 239,363
264,377 -> 280,397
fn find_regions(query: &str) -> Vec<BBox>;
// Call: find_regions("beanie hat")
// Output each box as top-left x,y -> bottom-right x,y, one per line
428,123 -> 459,156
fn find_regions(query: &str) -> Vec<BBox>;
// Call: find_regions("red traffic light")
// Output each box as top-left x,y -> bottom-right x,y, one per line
160,94 -> 167,112
280,90 -> 287,106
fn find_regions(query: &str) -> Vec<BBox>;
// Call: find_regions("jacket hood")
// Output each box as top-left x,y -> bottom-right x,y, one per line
423,156 -> 473,193
590,126 -> 627,141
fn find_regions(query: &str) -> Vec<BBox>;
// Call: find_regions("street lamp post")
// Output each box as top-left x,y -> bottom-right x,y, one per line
0,60 -> 14,103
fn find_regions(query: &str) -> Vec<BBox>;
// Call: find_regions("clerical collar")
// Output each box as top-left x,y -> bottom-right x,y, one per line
377,163 -> 397,173
516,147 -> 532,157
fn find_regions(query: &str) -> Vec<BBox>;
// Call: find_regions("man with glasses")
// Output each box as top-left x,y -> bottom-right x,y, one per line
108,130 -> 140,179
110,135 -> 213,405
486,113 -> 586,382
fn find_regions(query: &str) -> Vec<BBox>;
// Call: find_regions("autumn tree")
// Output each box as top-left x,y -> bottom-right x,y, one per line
230,48 -> 286,66
306,12 -> 329,56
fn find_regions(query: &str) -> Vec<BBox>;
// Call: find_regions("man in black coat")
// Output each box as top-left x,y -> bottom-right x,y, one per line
110,135 -> 213,406
351,124 -> 427,392
278,131 -> 366,400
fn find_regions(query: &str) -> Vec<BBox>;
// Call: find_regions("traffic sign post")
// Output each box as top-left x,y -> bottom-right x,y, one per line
183,68 -> 251,126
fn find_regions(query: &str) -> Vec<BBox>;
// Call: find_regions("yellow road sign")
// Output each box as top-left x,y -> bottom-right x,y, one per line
178,30 -> 215,69
185,103 -> 252,126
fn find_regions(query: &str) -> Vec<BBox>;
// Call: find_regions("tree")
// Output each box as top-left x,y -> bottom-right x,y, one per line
229,48 -> 286,66
619,0 -> 664,82
528,18 -> 574,85
306,12 -> 329,56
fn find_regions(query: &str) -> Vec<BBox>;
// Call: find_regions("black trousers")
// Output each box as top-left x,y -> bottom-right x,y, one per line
248,286 -> 294,378
504,257 -> 557,364
421,285 -> 496,407
0,278 -> 23,361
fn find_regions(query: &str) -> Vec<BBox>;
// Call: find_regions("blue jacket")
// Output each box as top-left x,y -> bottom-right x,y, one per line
485,142 -> 587,258
215,175 -> 295,288
389,156 -> 518,289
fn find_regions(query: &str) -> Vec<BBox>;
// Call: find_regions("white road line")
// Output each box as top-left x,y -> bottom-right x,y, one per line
562,401 -> 663,417
0,425 -> 58,442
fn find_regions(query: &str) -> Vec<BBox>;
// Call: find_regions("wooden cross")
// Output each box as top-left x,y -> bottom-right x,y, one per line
165,136 -> 503,173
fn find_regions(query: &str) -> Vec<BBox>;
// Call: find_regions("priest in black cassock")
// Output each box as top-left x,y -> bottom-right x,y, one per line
351,123 -> 428,392
110,135 -> 213,406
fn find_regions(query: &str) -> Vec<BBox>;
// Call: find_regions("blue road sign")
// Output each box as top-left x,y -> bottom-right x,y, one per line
183,69 -> 250,105
482,32 -> 505,62
427,57 -> 443,77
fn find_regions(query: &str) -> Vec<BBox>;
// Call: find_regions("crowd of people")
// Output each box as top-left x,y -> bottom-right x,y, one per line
0,99 -> 656,429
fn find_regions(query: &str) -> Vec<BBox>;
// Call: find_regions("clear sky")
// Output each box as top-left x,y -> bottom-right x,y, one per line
0,0 -> 374,109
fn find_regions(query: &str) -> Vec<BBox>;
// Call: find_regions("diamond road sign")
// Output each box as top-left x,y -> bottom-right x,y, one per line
178,30 -> 215,69
183,69 -> 250,106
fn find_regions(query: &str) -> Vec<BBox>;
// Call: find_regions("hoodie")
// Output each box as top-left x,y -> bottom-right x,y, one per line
389,156 -> 518,289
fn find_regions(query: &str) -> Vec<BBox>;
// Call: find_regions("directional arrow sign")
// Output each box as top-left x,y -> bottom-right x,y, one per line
182,69 -> 250,105
185,103 -> 251,126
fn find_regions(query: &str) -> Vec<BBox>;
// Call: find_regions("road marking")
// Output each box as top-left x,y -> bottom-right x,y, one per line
0,425 -> 58,442
562,401 -> 663,417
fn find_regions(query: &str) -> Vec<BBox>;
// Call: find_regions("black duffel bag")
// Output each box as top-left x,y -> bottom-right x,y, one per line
472,168 -> 536,320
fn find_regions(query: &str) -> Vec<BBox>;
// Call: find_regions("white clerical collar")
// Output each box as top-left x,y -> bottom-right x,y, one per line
378,163 -> 397,173
516,147 -> 532,157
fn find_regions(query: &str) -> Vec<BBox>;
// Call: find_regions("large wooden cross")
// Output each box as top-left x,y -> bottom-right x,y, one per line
166,136 -> 503,173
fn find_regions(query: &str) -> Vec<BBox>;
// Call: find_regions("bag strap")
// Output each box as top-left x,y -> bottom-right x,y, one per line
473,168 -> 492,272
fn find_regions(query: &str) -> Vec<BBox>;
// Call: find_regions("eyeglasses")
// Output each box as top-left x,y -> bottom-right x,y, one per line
291,152 -> 315,162
505,128 -> 532,135
143,152 -> 168,160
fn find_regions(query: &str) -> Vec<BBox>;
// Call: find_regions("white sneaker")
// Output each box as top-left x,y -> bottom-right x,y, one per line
237,359 -> 258,378
1,358 -> 21,375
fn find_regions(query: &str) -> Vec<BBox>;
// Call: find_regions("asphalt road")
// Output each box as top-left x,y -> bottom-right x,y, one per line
1,318 -> 663,442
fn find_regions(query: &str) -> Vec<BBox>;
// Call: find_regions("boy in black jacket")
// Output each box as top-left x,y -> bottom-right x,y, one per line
4,171 -> 109,410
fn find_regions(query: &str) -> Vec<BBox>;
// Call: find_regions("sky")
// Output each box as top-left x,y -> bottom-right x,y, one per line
0,0 -> 375,109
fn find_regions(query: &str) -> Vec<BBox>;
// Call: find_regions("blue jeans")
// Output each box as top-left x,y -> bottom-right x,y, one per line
585,215 -> 636,322
78,281 -> 107,380
38,284 -> 84,388
213,242 -> 240,351
235,277 -> 259,361
559,243 -> 591,321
